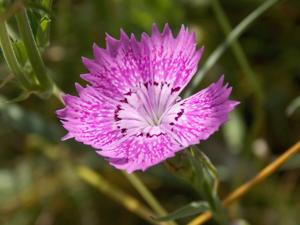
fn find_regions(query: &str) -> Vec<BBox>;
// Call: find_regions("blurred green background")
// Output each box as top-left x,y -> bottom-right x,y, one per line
0,0 -> 300,225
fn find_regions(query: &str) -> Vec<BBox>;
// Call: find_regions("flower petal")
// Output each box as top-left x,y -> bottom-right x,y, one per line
81,32 -> 148,99
162,76 -> 239,147
56,85 -> 125,149
97,130 -> 181,173
82,24 -> 203,101
141,24 -> 204,92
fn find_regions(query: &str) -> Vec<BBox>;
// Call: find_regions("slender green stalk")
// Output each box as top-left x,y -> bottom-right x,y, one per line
210,0 -> 266,151
186,0 -> 281,96
211,0 -> 263,99
52,84 -> 64,102
123,172 -> 178,225
15,8 -> 53,95
78,166 -> 158,225
0,21 -> 31,89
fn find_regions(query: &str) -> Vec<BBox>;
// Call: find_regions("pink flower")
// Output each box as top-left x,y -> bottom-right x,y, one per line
56,24 -> 239,173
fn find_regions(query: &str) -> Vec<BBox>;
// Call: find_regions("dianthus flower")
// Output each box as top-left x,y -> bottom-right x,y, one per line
57,24 -> 238,172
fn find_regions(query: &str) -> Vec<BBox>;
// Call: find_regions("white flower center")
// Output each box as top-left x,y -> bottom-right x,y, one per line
113,81 -> 181,136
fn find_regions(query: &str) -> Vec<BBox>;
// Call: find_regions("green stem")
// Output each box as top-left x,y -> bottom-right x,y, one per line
211,0 -> 265,151
0,21 -> 31,89
211,0 -> 264,100
52,84 -> 63,102
78,167 -> 158,225
123,172 -> 178,225
15,8 -> 53,96
186,0 -> 281,97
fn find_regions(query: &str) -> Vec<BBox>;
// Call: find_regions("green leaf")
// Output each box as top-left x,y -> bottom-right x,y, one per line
187,149 -> 205,193
198,150 -> 219,180
12,41 -> 39,86
12,40 -> 28,66
36,15 -> 51,48
188,148 -> 228,224
41,0 -> 53,9
153,201 -> 210,221
189,147 -> 219,188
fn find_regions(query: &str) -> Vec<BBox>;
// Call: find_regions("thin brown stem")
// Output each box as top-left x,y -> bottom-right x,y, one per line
187,140 -> 300,225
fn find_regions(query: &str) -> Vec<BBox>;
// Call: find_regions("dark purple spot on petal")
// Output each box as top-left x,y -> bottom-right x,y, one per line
145,132 -> 164,138
125,90 -> 132,96
116,105 -> 121,111
175,109 -> 184,121
171,86 -> 180,94
120,98 -> 128,103
136,133 -> 144,137
114,115 -> 121,121
114,105 -> 123,121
